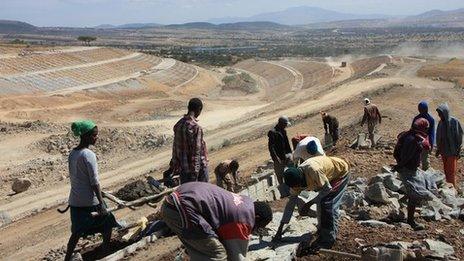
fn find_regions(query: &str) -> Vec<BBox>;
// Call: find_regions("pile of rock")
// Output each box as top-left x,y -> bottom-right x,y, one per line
39,127 -> 170,156
0,120 -> 65,135
341,166 -> 464,225
363,239 -> 456,260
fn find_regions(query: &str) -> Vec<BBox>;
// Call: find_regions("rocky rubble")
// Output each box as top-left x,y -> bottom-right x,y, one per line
338,166 -> 463,260
0,120 -> 65,135
37,127 -> 170,156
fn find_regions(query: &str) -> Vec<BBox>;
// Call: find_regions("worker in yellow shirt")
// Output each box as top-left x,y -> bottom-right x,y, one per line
273,155 -> 350,254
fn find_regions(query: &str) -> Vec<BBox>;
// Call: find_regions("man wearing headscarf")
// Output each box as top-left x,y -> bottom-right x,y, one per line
436,103 -> 463,189
412,101 -> 435,171
273,155 -> 350,254
394,118 -> 436,231
65,120 -> 119,261
361,98 -> 382,146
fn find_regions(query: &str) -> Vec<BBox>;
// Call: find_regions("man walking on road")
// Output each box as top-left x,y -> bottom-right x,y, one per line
321,112 -> 339,146
268,116 -> 292,184
171,98 -> 209,184
436,103 -> 463,189
361,98 -> 382,146
412,101 -> 435,171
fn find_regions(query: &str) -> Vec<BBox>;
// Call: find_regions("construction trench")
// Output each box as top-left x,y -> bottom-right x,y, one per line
56,158 -> 463,261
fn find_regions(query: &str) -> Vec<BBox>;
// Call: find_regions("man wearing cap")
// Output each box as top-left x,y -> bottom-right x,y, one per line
273,155 -> 350,254
293,137 -> 325,165
361,98 -> 382,146
268,116 -> 293,184
321,112 -> 339,146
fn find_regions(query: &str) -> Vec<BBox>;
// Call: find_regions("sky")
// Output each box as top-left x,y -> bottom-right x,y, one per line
1,0 -> 463,27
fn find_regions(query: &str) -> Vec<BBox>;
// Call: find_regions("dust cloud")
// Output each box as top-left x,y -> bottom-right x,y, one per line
392,42 -> 464,58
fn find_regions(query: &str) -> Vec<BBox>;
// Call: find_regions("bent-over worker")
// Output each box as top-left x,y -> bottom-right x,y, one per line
214,159 -> 240,192
273,155 -> 350,254
161,182 -> 273,261
293,137 -> 325,165
65,120 -> 119,261
321,112 -> 339,146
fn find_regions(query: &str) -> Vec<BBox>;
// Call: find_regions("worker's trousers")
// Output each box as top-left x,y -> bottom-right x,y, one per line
161,202 -> 227,261
317,174 -> 349,249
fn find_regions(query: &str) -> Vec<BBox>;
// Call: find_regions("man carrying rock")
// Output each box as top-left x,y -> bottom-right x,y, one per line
268,116 -> 292,184
412,101 -> 435,171
161,182 -> 273,261
273,155 -> 350,253
214,159 -> 240,192
361,98 -> 382,147
293,137 -> 325,165
321,111 -> 339,146
393,118 -> 436,231
436,103 -> 463,189
171,98 -> 209,184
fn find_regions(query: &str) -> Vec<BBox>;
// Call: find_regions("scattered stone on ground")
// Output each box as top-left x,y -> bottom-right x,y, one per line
424,239 -> 455,259
0,210 -> 12,227
11,177 -> 32,193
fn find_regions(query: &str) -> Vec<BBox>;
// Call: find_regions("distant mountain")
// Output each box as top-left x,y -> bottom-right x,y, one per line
94,23 -> 162,29
304,8 -> 464,29
0,20 -> 37,33
400,8 -> 464,27
209,6 -> 391,25
165,21 -> 289,30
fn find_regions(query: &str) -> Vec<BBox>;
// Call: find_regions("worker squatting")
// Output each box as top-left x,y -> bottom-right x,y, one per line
64,97 -> 462,260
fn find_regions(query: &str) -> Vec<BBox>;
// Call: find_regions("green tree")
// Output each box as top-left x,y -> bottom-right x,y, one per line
77,36 -> 97,46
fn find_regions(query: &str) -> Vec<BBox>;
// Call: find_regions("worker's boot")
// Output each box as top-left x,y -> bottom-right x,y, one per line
407,220 -> 425,231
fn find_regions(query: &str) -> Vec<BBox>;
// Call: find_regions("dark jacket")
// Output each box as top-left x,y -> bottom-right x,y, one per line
436,103 -> 463,157
268,126 -> 292,162
394,131 -> 424,171
412,101 -> 435,149
323,115 -> 339,133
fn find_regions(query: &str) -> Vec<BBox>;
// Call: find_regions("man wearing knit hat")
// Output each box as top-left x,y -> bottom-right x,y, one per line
268,116 -> 293,184
273,155 -> 350,254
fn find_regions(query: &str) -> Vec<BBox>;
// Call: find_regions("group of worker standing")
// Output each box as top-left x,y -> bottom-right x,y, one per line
64,97 -> 462,260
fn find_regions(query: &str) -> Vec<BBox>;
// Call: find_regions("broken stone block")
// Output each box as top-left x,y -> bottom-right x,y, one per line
425,169 -> 446,187
386,189 -> 401,199
12,178 -> 32,193
365,182 -> 391,204
362,246 -> 404,261
388,198 -> 401,210
384,176 -> 402,192
381,165 -> 394,174
341,190 -> 364,209
424,239 -> 455,259
358,220 -> 394,228
0,211 -> 11,227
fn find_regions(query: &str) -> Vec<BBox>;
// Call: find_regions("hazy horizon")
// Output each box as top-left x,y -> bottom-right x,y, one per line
1,0 -> 463,27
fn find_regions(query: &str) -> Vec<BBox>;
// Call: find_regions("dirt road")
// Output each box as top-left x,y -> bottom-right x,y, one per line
0,57 -> 458,260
